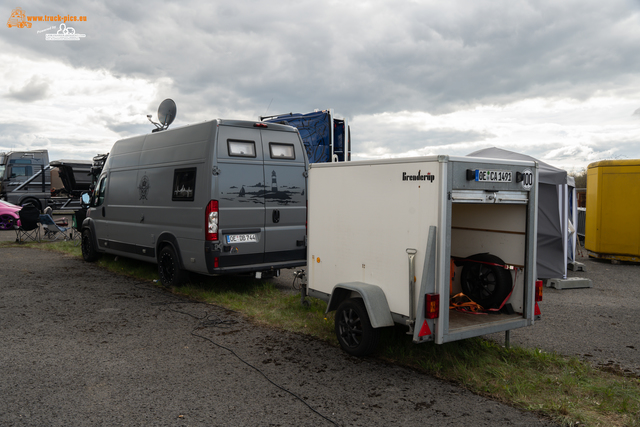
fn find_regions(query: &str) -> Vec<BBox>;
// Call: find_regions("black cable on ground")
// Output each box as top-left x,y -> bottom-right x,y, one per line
139,284 -> 339,426
189,324 -> 339,427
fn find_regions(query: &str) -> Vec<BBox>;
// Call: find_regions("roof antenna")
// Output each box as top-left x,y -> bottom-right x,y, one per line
264,98 -> 273,117
148,99 -> 177,132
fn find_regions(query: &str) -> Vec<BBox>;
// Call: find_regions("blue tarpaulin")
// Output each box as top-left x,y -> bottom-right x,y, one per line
264,111 -> 346,163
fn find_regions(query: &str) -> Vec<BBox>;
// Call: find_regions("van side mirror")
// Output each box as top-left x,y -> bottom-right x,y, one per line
81,192 -> 91,207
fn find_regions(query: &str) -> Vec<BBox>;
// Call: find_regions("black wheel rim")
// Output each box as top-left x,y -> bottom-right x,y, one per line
82,234 -> 90,255
160,252 -> 175,283
466,264 -> 497,301
338,307 -> 363,348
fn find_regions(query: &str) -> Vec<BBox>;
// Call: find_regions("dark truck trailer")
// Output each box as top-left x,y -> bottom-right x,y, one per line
0,150 -> 91,211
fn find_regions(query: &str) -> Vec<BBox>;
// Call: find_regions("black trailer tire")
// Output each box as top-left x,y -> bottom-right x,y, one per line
81,229 -> 100,262
158,245 -> 186,287
460,253 -> 513,309
335,298 -> 380,357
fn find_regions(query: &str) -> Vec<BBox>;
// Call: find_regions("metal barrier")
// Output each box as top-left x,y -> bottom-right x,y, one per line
577,207 -> 586,242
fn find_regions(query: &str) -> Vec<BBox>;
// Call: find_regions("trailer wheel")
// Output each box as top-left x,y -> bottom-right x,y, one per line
158,245 -> 186,287
335,298 -> 380,357
21,198 -> 42,212
81,229 -> 100,262
460,253 -> 512,309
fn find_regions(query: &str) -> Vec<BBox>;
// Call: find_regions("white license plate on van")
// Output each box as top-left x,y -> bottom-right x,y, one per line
226,234 -> 258,244
475,169 -> 512,183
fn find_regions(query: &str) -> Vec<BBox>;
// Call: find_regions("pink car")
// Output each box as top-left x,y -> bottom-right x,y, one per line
0,200 -> 21,230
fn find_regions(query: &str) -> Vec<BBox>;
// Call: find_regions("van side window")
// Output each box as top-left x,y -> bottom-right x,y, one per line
172,168 -> 196,201
228,140 -> 256,158
269,143 -> 295,160
92,176 -> 107,207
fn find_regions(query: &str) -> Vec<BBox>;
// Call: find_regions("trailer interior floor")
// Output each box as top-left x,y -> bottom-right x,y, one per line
448,309 -> 523,330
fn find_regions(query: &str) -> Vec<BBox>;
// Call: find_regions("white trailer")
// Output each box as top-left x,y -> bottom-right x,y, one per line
303,155 -> 542,356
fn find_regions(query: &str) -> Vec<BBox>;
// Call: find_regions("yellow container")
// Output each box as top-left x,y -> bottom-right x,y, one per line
585,159 -> 640,261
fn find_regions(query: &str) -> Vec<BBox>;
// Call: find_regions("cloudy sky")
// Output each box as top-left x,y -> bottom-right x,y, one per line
2,0 -> 640,172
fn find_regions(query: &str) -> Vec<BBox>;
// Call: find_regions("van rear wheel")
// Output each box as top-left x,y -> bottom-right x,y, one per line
335,298 -> 380,357
158,246 -> 186,287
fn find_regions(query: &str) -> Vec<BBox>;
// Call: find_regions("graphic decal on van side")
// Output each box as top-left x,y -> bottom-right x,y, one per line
138,174 -> 150,200
223,171 -> 303,205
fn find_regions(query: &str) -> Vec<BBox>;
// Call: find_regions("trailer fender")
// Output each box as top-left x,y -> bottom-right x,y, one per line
326,282 -> 394,329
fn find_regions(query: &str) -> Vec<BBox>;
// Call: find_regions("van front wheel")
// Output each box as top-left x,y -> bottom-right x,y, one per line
158,246 -> 186,287
81,229 -> 100,262
335,298 -> 380,357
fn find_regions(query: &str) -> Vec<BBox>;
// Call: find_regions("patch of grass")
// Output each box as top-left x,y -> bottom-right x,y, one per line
6,240 -> 640,427
173,277 -> 337,343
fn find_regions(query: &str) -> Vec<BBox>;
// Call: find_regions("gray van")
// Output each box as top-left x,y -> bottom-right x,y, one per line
81,119 -> 308,286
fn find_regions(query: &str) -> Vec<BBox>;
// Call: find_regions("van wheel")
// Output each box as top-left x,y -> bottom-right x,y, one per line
460,253 -> 513,310
335,298 -> 380,357
158,246 -> 186,287
81,229 -> 100,262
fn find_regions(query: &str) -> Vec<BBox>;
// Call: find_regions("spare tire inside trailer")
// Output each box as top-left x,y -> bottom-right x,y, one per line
460,253 -> 513,310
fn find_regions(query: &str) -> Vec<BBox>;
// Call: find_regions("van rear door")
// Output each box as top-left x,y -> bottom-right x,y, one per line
216,125 -> 267,267
260,129 -> 307,263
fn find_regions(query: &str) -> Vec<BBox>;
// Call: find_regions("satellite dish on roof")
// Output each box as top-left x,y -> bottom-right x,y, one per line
147,98 -> 177,132
158,99 -> 176,127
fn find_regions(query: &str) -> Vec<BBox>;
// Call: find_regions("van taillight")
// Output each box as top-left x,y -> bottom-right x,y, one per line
535,280 -> 543,302
425,294 -> 440,319
206,200 -> 219,241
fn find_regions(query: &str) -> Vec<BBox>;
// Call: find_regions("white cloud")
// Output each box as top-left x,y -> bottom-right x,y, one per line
0,53 -> 169,160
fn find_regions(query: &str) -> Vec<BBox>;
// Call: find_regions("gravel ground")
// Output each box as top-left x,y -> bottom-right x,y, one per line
481,249 -> 640,377
0,240 -> 557,426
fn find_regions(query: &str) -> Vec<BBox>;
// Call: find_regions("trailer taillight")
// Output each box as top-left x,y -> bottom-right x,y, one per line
425,294 -> 440,319
535,280 -> 543,302
206,200 -> 219,241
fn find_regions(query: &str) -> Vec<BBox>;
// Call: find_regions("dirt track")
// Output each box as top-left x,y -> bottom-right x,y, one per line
0,246 -> 556,426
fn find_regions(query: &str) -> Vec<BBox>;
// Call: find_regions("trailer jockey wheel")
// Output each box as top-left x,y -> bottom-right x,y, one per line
460,253 -> 512,310
335,298 -> 380,357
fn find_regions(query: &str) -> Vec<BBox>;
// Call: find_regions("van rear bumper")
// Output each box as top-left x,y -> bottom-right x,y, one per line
204,245 -> 306,274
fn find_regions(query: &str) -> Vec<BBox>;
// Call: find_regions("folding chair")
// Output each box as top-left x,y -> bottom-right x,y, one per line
15,204 -> 41,243
69,208 -> 87,245
39,214 -> 70,241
